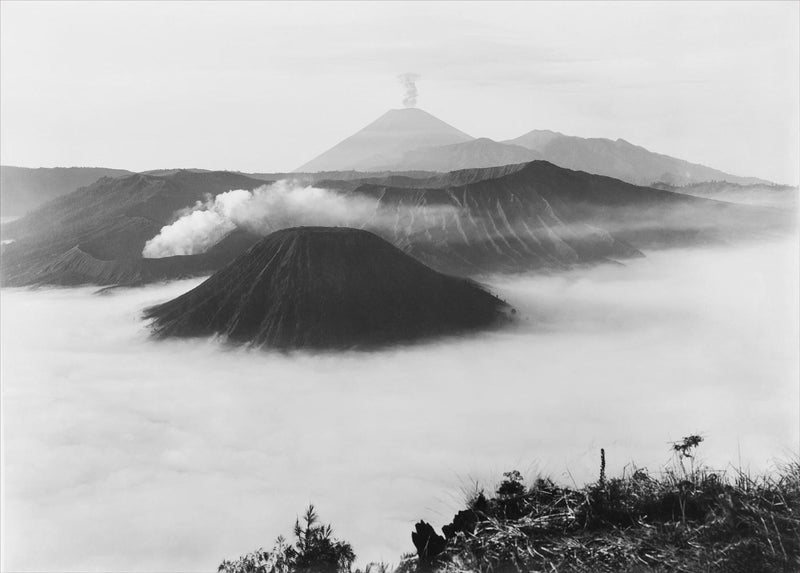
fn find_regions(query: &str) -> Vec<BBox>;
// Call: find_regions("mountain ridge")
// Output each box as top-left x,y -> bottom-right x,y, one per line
378,138 -> 539,172
291,108 -> 774,185
2,161 -> 789,288
0,166 -> 134,217
504,129 -> 771,186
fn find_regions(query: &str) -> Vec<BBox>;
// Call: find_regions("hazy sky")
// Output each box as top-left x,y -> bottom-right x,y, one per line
1,1 -> 798,183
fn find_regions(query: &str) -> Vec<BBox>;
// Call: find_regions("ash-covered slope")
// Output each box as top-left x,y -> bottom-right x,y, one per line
144,227 -> 510,349
505,130 -> 771,186
0,170 -> 266,286
295,108 -> 473,172
345,160 -> 791,275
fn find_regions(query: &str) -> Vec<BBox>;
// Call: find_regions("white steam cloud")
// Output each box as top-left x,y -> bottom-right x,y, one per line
142,180 -> 457,259
143,181 -> 381,258
141,190 -> 248,258
398,72 -> 420,108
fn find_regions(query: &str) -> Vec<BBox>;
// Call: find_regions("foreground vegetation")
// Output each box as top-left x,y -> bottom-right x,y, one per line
219,437 -> 799,573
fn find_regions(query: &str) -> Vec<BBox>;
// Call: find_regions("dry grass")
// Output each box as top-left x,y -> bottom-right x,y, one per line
220,439 -> 799,573
422,453 -> 800,573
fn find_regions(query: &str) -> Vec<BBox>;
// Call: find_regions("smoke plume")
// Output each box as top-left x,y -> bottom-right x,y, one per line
398,72 -> 420,108
141,190 -> 248,258
142,180 -> 458,259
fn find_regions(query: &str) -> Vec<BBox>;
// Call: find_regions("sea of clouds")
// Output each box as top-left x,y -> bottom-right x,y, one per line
1,238 -> 798,572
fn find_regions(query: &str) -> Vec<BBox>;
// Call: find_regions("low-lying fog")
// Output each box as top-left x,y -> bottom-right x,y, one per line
1,238 -> 798,572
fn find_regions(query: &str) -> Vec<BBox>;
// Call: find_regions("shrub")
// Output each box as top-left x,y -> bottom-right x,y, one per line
219,505 -> 355,573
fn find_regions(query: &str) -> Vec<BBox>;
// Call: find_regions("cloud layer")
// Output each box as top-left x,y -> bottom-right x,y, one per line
2,238 -> 797,572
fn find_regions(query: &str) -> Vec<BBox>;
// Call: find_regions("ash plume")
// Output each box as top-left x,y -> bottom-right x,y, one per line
398,72 -> 420,108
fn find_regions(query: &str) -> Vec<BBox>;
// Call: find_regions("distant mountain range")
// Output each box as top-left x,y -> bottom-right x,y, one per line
2,161 -> 790,288
0,108 -> 783,218
296,108 -> 773,186
503,130 -> 769,186
1,107 -> 792,287
0,165 -> 441,218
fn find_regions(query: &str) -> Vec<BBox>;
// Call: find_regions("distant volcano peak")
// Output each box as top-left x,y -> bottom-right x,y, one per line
295,108 -> 473,173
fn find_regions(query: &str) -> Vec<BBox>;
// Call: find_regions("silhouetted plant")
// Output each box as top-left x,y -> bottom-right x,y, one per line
672,434 -> 704,481
293,506 -> 355,573
492,470 -> 527,520
496,470 -> 525,498
669,434 -> 705,525
218,505 -> 354,573
411,521 -> 447,572
599,447 -> 607,489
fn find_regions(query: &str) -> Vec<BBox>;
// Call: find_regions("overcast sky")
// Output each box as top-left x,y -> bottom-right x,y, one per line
1,1 -> 798,183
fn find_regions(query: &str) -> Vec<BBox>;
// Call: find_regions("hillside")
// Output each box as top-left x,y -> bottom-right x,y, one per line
0,166 -> 133,217
144,227 -> 511,349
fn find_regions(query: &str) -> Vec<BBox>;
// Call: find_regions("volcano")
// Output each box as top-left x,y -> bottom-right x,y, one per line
295,108 -> 473,173
143,227 -> 511,349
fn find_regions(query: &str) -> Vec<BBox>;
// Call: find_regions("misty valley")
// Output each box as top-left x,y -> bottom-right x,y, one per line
1,148 -> 797,571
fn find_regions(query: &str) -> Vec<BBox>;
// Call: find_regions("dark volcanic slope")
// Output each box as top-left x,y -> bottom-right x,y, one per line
342,160 -> 792,277
144,227 -> 510,349
14,231 -> 259,287
0,170 -> 267,287
318,163 -> 530,193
